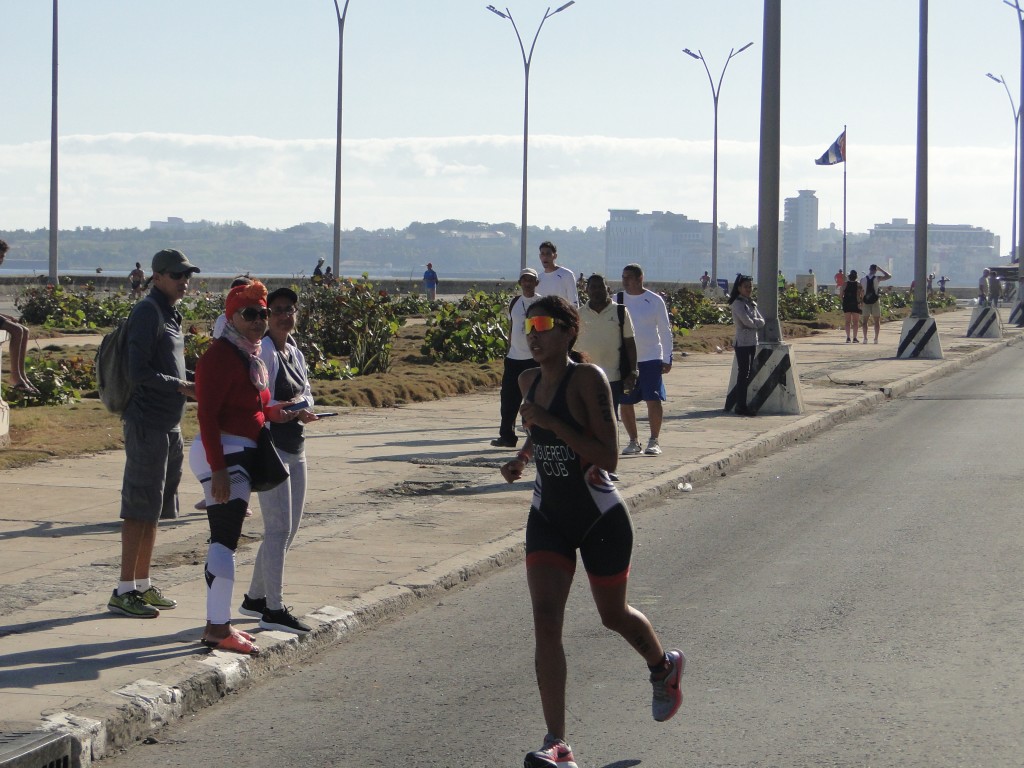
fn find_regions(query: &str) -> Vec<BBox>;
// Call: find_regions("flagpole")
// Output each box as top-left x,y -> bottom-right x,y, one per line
843,124 -> 847,276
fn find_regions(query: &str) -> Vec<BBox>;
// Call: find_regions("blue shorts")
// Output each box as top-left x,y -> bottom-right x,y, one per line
621,359 -> 667,405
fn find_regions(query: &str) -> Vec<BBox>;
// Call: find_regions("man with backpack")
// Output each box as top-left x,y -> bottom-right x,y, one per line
860,264 -> 892,344
490,267 -> 541,448
108,248 -> 200,618
577,273 -> 637,418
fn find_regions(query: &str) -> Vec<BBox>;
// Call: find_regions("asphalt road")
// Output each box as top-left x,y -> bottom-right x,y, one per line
103,346 -> 1024,768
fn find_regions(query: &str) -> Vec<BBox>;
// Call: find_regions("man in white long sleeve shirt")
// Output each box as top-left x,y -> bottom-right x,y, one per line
617,263 -> 673,456
536,241 -> 579,307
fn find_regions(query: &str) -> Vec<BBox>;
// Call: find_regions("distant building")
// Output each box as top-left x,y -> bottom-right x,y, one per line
605,209 -> 710,282
783,190 -> 819,274
149,217 -> 205,231
863,218 -> 1000,286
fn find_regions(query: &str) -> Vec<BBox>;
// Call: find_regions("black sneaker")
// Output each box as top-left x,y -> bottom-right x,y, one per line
239,594 -> 267,618
489,436 -> 517,448
260,606 -> 312,634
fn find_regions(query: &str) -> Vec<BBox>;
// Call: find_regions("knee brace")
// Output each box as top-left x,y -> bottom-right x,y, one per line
206,498 -> 248,550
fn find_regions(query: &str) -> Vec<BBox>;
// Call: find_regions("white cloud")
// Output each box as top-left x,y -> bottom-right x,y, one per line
0,132 -> 1014,253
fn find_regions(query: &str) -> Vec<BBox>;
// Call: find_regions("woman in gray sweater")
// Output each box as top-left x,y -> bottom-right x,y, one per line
725,274 -> 765,416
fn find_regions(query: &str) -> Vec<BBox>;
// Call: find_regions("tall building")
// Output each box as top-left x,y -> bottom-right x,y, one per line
605,209 -> 710,282
782,190 -> 819,274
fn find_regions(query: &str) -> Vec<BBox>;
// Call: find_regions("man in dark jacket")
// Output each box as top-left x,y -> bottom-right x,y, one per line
109,249 -> 199,618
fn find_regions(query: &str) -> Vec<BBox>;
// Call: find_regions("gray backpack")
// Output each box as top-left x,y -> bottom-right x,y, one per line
96,296 -> 158,414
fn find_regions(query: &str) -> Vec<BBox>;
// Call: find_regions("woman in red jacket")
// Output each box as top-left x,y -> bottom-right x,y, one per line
189,281 -> 298,654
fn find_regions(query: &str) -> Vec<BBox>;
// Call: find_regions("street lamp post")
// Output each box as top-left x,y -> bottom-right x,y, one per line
683,41 -> 753,289
332,0 -> 351,279
487,2 -> 576,272
986,72 -> 1020,265
48,0 -> 59,286
1002,0 -> 1024,324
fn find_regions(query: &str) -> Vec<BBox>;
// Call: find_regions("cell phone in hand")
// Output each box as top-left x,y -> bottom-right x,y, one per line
283,398 -> 311,412
314,412 -> 339,418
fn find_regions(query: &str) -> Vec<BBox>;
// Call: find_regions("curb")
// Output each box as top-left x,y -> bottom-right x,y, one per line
39,334 -> 1021,766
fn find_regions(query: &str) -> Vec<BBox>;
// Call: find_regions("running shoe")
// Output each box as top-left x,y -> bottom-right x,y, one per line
139,585 -> 177,609
239,594 -> 267,618
622,439 -> 642,456
650,648 -> 685,722
107,589 -> 160,618
524,734 -> 578,768
260,606 -> 312,634
644,438 -> 662,456
490,436 -> 518,448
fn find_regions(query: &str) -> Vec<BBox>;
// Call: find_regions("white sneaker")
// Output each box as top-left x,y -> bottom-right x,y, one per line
622,439 -> 642,455
644,438 -> 662,456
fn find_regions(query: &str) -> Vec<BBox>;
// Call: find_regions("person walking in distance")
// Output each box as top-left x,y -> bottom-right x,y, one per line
108,248 -> 200,618
423,262 -> 439,301
490,267 -> 542,448
841,269 -> 864,343
724,274 -> 765,416
499,295 -> 684,768
576,273 -> 637,418
129,262 -> 145,300
617,263 -> 673,456
537,241 -> 579,307
699,270 -> 711,290
860,264 -> 891,344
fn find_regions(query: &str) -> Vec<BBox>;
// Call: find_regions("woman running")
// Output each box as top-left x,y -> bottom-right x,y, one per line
500,295 -> 684,768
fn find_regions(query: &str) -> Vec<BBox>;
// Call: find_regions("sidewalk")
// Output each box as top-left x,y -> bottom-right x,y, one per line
0,308 -> 1019,765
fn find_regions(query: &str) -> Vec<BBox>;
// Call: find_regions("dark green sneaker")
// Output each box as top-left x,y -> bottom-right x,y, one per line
108,589 -> 160,618
139,585 -> 177,610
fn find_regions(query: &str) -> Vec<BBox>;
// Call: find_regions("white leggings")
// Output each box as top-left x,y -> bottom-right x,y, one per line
249,448 -> 307,610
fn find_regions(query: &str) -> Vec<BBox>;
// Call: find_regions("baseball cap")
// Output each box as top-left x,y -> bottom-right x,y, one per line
519,267 -> 538,280
267,286 -> 299,305
152,248 -> 200,274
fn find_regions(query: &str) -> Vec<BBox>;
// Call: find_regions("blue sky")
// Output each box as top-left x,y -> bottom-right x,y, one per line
2,0 -> 1022,252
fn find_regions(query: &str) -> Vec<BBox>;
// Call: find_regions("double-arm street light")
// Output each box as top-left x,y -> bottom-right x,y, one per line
683,41 -> 754,288
332,0 -> 351,278
986,72 -> 1020,263
486,2 -> 575,271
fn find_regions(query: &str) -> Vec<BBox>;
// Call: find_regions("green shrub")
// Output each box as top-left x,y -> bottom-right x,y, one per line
5,355 -> 95,407
16,285 -> 132,329
662,288 -> 730,332
421,291 -> 511,363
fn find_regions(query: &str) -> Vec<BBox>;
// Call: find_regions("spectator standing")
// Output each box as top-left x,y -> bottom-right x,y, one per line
129,262 -> 145,300
537,241 -> 579,307
423,262 -> 439,301
323,266 -> 335,286
938,275 -> 949,294
989,270 -> 1001,308
239,287 -> 317,635
617,263 -> 673,456
725,274 -> 765,416
979,269 -> 990,305
0,239 -> 39,395
577,274 -> 637,417
777,270 -> 786,292
841,269 -> 863,343
860,264 -> 892,344
189,281 -> 300,654
699,271 -> 711,290
312,258 -> 325,284
108,248 -> 199,619
490,267 -> 542,448
927,273 -> 934,292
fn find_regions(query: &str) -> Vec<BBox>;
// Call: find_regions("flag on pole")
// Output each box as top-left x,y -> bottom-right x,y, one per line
814,130 -> 846,165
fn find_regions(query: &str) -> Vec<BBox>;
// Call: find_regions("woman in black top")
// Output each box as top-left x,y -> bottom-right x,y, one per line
841,269 -> 864,343
500,296 -> 684,768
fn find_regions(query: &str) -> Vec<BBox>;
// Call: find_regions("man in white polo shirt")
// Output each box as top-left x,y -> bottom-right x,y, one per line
617,263 -> 673,456
536,241 -> 578,307
577,274 -> 637,417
